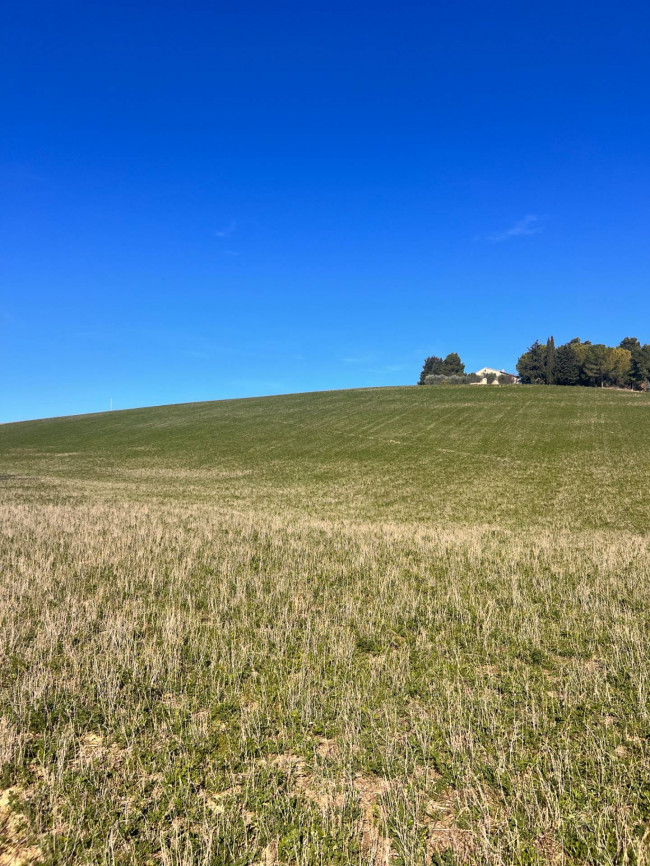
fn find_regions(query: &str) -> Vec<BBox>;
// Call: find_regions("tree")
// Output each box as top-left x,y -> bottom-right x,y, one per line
581,344 -> 616,387
641,345 -> 650,385
609,348 -> 632,387
619,337 -> 641,353
628,350 -> 650,390
442,352 -> 465,375
554,341 -> 581,386
515,334 -> 647,389
419,352 -> 465,383
579,345 -> 630,388
485,372 -> 497,384
642,344 -> 650,364
418,356 -> 444,385
545,336 -> 556,385
516,341 -> 547,384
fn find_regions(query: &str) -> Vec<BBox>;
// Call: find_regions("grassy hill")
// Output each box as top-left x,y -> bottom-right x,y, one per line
1,386 -> 649,865
2,384 -> 650,529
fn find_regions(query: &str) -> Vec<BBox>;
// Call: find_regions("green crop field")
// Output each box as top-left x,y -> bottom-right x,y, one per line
1,385 -> 649,865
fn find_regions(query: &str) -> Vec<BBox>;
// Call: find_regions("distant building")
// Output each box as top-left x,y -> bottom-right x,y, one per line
473,367 -> 520,385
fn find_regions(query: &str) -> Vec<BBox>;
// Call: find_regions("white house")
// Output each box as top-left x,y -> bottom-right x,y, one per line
473,367 -> 519,385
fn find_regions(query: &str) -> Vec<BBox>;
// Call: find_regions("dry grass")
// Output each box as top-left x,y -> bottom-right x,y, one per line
1,386 -> 649,863
1,494 -> 649,864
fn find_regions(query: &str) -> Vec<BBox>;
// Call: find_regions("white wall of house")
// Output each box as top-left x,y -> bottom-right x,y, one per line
474,367 -> 518,384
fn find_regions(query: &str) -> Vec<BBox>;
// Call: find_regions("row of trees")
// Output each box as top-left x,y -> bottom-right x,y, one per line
517,337 -> 650,389
418,354 -> 513,386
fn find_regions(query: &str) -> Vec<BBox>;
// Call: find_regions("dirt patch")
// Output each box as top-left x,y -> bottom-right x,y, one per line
204,785 -> 243,815
255,839 -> 278,865
535,833 -> 564,863
584,656 -> 607,673
267,753 -> 306,776
477,664 -> 498,676
206,753 -> 468,865
253,753 -> 395,859
353,774 -> 393,864
0,788 -> 42,866
315,738 -> 339,760
422,789 -> 479,863
75,733 -> 124,770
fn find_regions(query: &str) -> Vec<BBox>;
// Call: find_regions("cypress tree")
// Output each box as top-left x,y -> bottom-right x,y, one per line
555,342 -> 581,385
546,336 -> 556,385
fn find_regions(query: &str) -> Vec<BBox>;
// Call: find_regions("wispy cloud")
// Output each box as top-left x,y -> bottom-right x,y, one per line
214,220 -> 237,238
486,214 -> 544,243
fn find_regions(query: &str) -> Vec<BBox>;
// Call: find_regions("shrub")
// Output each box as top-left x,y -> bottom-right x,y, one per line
423,374 -> 475,386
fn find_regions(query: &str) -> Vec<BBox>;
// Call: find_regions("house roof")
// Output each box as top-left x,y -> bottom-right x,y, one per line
475,367 -> 519,378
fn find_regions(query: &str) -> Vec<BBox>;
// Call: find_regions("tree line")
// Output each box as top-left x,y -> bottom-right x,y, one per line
418,353 -> 515,386
516,337 -> 650,390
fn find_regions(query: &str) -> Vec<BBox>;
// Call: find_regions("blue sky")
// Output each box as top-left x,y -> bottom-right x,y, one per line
2,0 -> 649,422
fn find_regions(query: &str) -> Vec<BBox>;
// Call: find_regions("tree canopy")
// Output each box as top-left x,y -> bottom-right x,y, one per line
418,352 -> 466,384
516,336 -> 649,390
419,338 -> 649,390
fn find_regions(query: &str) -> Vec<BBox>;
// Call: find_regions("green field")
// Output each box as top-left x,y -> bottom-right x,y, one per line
1,386 -> 649,864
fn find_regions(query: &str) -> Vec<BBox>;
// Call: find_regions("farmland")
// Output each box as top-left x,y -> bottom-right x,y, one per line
1,385 -> 649,864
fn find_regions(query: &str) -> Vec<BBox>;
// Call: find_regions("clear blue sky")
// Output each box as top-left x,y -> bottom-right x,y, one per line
2,0 -> 649,422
